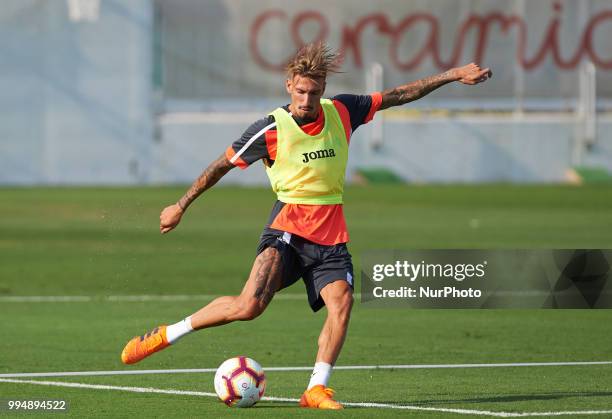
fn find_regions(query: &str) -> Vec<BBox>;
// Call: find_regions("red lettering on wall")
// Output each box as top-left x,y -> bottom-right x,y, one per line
250,10 -> 287,71
583,11 -> 612,69
291,11 -> 329,50
390,13 -> 438,71
251,10 -> 329,72
250,3 -> 612,72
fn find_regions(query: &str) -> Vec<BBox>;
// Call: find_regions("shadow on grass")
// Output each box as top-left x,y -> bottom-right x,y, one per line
250,403 -> 301,409
218,391 -> 612,410
377,390 -> 612,406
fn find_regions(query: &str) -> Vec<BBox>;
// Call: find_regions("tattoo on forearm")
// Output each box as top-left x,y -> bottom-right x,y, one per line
177,154 -> 233,211
380,70 -> 455,110
253,248 -> 282,306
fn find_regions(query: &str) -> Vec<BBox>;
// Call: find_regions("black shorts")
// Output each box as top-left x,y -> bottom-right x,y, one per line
256,227 -> 354,312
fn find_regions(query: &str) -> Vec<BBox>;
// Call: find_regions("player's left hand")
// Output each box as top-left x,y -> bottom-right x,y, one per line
454,63 -> 492,85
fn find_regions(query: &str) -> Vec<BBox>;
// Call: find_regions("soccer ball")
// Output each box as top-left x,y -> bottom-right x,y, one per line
213,356 -> 266,408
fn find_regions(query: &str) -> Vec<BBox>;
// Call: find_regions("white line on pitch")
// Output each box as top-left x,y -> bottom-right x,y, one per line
1,361 -> 610,378
1,378 -> 611,417
0,294 -> 305,303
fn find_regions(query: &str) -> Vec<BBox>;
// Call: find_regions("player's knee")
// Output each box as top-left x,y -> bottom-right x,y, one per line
235,298 -> 266,321
328,289 -> 353,321
339,292 -> 354,316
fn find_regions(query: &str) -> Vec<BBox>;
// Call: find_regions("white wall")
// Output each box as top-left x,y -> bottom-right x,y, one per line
154,114 -> 612,185
0,0 -> 153,185
1,0 -> 611,185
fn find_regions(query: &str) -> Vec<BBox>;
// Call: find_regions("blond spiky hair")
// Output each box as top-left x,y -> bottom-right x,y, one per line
285,42 -> 342,80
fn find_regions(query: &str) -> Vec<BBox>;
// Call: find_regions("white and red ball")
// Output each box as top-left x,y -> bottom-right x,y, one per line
213,356 -> 266,408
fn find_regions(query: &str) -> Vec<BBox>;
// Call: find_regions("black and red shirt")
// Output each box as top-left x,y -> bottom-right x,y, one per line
225,92 -> 382,245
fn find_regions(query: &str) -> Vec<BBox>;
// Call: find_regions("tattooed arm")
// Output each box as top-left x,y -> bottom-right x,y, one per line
160,153 -> 234,234
380,63 -> 492,110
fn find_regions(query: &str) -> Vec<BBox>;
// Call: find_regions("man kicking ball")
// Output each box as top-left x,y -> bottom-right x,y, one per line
120,42 -> 491,409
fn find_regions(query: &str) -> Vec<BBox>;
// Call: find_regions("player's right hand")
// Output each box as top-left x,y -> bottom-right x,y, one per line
160,204 -> 183,234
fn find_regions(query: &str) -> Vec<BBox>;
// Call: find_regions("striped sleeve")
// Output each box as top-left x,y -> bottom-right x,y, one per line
225,115 -> 276,169
331,93 -> 382,132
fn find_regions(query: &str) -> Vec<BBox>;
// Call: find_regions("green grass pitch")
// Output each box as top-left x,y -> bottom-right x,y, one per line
1,184 -> 612,417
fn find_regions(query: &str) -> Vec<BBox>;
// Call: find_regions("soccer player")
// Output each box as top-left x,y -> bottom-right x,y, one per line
120,43 -> 491,409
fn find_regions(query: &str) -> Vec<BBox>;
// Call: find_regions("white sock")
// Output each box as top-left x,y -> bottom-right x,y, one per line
166,316 -> 194,344
307,362 -> 332,390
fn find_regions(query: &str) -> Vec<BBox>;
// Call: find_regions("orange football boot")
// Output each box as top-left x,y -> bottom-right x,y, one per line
299,385 -> 343,409
121,325 -> 169,364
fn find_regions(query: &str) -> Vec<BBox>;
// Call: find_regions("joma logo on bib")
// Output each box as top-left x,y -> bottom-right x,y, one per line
302,149 -> 336,163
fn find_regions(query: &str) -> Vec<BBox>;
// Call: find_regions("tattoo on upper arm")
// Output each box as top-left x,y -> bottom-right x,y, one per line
253,248 -> 282,306
177,154 -> 234,210
380,70 -> 455,110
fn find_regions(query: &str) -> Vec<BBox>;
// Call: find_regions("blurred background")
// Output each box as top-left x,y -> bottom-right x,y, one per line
1,0 -> 611,186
